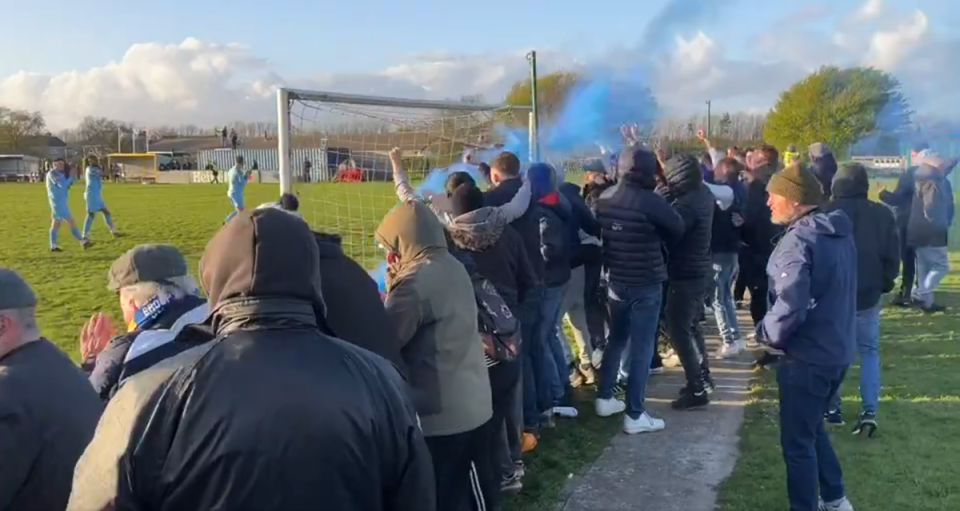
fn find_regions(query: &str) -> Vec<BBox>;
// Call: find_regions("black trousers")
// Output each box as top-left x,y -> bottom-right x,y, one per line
664,279 -> 708,388
734,250 -> 748,302
582,250 -> 607,350
741,251 -> 771,326
426,419 -> 497,511
898,225 -> 916,298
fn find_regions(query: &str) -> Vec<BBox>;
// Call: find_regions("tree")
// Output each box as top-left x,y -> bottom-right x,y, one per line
76,116 -> 125,148
718,113 -> 732,135
0,107 -> 46,152
504,71 -> 581,121
763,66 -> 912,157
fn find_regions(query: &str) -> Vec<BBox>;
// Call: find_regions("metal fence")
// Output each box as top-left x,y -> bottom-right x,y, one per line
196,148 -> 332,181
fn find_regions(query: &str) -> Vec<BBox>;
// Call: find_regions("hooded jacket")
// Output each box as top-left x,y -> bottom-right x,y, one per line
906,164 -> 955,248
314,232 -> 405,372
528,164 -> 574,287
658,155 -> 715,281
559,182 -> 602,268
760,209 -> 857,367
595,150 -> 684,288
823,167 -> 900,310
809,143 -> 838,197
446,208 -> 537,313
67,209 -> 435,511
376,201 -> 492,437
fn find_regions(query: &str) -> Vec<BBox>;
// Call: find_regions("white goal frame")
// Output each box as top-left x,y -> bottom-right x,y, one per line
275,87 -> 535,195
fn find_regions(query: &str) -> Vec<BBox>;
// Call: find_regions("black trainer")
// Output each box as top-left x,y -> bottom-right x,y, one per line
824,409 -> 844,425
852,412 -> 878,437
702,368 -> 716,394
672,387 -> 709,410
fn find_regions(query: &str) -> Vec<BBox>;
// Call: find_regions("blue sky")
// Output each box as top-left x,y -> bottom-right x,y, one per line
3,0 -> 944,80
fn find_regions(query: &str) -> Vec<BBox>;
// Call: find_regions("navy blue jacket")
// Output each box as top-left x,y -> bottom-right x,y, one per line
760,209 -> 856,367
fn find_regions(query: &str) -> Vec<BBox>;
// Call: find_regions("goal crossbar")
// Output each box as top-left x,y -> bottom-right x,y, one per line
282,87 -> 529,112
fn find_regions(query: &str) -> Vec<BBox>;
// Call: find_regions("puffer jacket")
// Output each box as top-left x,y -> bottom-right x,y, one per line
67,208 -> 436,511
595,158 -> 684,287
446,207 -> 538,312
823,165 -> 900,310
376,201 -> 492,437
658,155 -> 715,281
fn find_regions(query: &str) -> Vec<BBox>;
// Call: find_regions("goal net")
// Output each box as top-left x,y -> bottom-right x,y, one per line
277,89 -> 530,269
107,153 -> 159,183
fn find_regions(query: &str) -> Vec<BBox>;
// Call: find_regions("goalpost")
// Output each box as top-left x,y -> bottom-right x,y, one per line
276,88 -> 532,268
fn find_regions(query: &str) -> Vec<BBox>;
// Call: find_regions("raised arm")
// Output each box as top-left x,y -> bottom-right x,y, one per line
389,148 -> 453,224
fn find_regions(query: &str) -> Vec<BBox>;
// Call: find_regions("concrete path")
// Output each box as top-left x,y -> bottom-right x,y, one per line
560,311 -> 756,511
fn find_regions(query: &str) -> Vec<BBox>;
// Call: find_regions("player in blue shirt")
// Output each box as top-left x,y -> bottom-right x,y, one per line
45,158 -> 90,251
225,155 -> 250,223
82,156 -> 119,239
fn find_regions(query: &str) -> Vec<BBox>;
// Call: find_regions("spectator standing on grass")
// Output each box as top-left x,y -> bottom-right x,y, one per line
557,179 -> 602,386
484,151 -> 548,449
758,164 -> 857,511
303,158 -> 312,183
69,209 -> 435,511
445,179 -> 538,499
0,268 -> 102,511
740,145 -> 782,328
905,158 -> 955,313
376,201 -> 493,511
79,244 -> 211,401
593,148 -> 683,433
710,157 -> 747,359
257,196 -> 406,372
657,154 -> 715,410
527,162 -> 580,424
808,142 -> 838,198
821,163 -> 900,433
879,143 -> 924,306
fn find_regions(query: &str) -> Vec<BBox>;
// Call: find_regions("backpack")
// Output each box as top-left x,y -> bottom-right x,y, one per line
472,276 -> 520,363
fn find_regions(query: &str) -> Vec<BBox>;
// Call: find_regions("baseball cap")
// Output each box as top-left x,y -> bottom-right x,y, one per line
0,268 -> 38,310
107,244 -> 189,292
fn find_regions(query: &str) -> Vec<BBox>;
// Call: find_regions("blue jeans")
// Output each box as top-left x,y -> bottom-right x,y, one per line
777,359 -> 848,511
518,286 -> 547,429
711,252 -> 742,344
539,284 -> 571,407
829,305 -> 881,415
598,282 -> 662,419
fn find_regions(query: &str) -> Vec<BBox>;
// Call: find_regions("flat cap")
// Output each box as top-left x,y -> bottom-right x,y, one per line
0,268 -> 38,310
107,244 -> 189,292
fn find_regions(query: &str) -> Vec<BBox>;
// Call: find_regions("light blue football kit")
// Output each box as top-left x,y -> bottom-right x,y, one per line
45,169 -> 84,249
83,165 -> 116,237
225,165 -> 248,223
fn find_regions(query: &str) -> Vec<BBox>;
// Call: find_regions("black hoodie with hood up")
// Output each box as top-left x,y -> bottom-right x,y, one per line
67,209 -> 435,511
823,164 -> 900,310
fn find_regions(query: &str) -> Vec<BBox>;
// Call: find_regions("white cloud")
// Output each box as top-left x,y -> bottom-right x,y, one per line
0,3 -> 956,131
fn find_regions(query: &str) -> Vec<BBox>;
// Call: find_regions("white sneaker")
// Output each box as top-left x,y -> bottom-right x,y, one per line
649,366 -> 665,375
819,496 -> 854,511
714,342 -> 742,359
553,406 -> 579,418
591,348 -> 604,369
623,411 -> 666,434
595,397 -> 626,417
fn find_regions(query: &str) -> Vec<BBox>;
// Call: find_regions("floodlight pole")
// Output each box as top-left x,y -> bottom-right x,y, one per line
705,100 -> 712,137
527,51 -> 540,162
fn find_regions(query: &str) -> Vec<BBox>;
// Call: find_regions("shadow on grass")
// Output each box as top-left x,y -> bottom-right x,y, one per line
718,274 -> 960,511
503,388 -> 621,511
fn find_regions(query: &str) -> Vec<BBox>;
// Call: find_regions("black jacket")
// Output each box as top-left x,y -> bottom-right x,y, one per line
879,167 -> 916,230
710,179 -> 742,255
66,209 -> 435,511
658,156 -> 715,281
315,232 -> 406,373
484,177 -> 544,282
823,168 -> 900,310
595,167 -> 684,287
536,192 -> 574,287
446,209 -> 538,313
559,183 -> 602,268
741,164 -> 782,260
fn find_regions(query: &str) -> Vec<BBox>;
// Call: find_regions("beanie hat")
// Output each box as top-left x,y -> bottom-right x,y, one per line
766,164 -> 824,206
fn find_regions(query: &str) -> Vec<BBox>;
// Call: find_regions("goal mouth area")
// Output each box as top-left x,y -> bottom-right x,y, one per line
106,153 -> 159,183
278,88 -> 531,268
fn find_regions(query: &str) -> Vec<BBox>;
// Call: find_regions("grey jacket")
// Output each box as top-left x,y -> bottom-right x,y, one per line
906,164 -> 955,248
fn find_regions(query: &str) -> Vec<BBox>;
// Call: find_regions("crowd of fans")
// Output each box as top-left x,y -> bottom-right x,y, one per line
0,133 -> 954,511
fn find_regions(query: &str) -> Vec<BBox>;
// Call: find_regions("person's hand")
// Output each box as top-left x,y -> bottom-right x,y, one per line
877,182 -> 887,192
731,213 -> 744,227
80,312 -> 115,364
388,147 -> 402,168
696,127 -> 705,141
